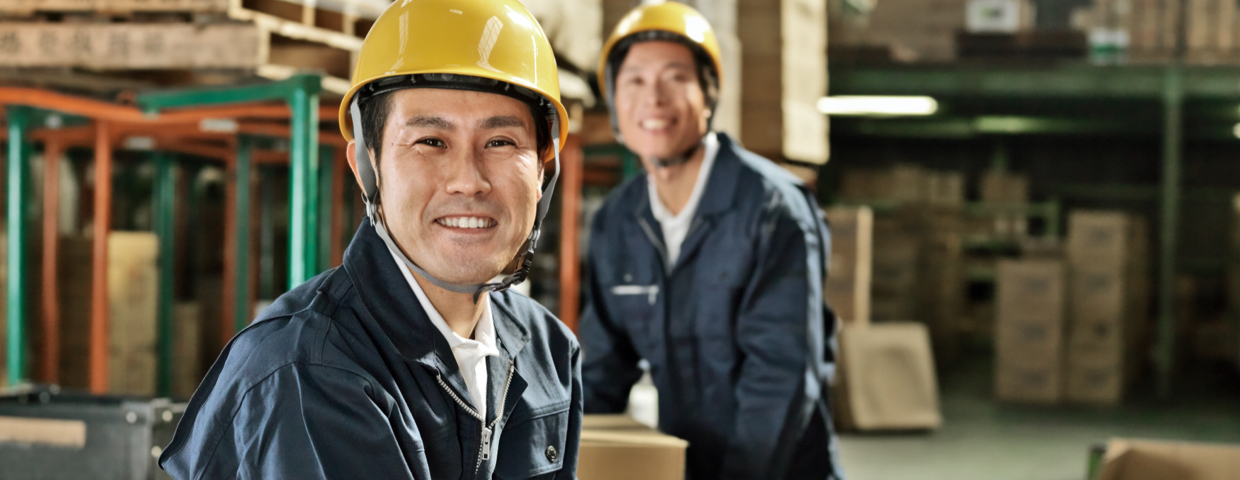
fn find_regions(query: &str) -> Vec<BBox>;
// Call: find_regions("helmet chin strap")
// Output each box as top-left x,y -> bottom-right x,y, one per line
652,136 -> 706,169
351,97 -> 561,304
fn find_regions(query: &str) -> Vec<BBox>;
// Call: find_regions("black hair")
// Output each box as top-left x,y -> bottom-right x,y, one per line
357,76 -> 554,168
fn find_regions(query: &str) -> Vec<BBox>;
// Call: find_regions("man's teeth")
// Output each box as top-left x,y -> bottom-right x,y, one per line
438,217 -> 494,229
641,119 -> 669,130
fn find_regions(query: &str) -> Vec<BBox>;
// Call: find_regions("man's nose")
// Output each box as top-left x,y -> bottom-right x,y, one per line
443,148 -> 492,197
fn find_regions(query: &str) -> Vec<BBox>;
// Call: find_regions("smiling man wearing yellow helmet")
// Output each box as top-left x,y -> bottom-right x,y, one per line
580,3 -> 843,480
159,1 -> 581,478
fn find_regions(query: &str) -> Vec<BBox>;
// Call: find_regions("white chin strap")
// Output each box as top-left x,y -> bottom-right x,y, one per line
350,97 -> 561,304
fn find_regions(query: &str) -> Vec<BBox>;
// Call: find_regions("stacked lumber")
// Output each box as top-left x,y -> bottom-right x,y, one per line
0,0 -> 382,94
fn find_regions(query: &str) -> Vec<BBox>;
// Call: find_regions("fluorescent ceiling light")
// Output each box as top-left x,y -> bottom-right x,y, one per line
818,96 -> 939,116
1233,123 -> 1240,139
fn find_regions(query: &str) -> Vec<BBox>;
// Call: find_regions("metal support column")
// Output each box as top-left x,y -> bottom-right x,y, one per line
287,83 -> 321,287
89,121 -> 113,394
40,139 -> 62,384
1156,65 -> 1184,399
153,152 -> 176,396
234,137 -> 253,334
558,135 -> 583,333
6,106 -> 31,386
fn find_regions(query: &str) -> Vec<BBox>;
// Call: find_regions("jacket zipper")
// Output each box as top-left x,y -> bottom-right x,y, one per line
436,361 -> 516,476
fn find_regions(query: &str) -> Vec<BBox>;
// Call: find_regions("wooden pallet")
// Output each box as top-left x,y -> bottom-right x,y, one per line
0,0 -> 381,95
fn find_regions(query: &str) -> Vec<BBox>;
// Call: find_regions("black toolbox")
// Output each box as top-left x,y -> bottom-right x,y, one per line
0,385 -> 185,480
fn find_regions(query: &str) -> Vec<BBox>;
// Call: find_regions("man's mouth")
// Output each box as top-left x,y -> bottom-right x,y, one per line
640,118 -> 672,130
435,216 -> 497,229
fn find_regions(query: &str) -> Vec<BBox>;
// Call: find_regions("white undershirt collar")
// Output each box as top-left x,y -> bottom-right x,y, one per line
388,248 -> 499,416
647,132 -> 719,268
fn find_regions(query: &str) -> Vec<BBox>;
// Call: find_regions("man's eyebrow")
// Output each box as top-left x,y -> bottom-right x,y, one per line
479,115 -> 526,130
405,115 -> 454,130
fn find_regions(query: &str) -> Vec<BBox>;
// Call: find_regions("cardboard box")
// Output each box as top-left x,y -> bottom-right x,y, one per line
995,260 -> 1065,403
980,170 -> 1029,203
59,233 -> 159,396
172,303 -> 203,400
1097,438 -> 1240,480
579,415 -> 688,480
1064,349 -> 1124,405
995,363 -> 1061,404
835,323 -> 941,431
997,260 -> 1065,323
1068,211 -> 1133,270
824,206 -> 873,325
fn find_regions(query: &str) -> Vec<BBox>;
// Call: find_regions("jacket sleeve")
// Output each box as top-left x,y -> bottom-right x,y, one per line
554,343 -> 584,480
720,200 -> 825,480
579,216 -> 644,414
232,364 -> 428,480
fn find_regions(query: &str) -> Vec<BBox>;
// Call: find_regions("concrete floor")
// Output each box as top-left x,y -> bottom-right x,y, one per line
836,357 -> 1240,480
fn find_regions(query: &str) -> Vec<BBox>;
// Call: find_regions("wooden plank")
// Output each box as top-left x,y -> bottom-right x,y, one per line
1,0 -> 228,15
0,416 -> 87,448
0,23 -> 261,69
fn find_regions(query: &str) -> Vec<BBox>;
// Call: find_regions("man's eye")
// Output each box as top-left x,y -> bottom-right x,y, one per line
417,138 -> 446,148
488,139 -> 515,148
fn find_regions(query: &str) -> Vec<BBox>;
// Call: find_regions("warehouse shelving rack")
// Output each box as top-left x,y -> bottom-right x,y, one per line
830,61 -> 1240,398
1,74 -> 339,395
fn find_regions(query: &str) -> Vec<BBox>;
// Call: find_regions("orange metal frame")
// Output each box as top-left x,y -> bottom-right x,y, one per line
1,87 -> 345,393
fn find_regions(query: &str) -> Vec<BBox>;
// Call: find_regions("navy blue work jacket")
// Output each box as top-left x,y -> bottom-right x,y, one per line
160,220 -> 582,480
581,133 -> 843,480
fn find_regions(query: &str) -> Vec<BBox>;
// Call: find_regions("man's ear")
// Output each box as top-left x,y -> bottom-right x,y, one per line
345,140 -> 379,190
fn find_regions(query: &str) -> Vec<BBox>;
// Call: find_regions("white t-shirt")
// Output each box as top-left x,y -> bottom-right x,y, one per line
390,249 -> 500,417
647,133 -> 720,268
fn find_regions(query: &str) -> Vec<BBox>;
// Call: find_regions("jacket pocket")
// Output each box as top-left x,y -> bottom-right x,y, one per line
494,402 -> 570,480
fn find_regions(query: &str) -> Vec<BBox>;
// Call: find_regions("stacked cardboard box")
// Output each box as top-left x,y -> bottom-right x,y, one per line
973,170 -> 1030,240
1083,0 -> 1240,64
172,303 -> 203,400
1064,211 -> 1149,406
839,165 -> 964,207
995,259 -> 1066,403
870,217 -> 921,322
828,0 -> 972,62
824,206 -> 873,325
60,233 -> 160,396
1098,438 -> 1240,480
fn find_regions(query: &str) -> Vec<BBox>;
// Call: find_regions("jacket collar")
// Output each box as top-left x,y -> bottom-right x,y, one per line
630,132 -> 744,269
342,221 -> 530,382
631,132 -> 742,219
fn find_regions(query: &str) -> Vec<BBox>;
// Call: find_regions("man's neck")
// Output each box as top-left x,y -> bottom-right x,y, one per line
647,144 -> 706,216
412,271 -> 486,339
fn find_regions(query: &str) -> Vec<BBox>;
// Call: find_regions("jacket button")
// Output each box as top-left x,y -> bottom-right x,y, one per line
545,445 -> 558,463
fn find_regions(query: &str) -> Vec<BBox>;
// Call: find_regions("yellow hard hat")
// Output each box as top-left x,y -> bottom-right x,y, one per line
596,1 -> 723,102
337,0 -> 568,151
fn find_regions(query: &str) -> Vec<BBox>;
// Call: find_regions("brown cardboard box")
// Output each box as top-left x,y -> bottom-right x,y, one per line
58,233 -> 159,396
980,170 -> 1029,204
995,260 -> 1065,403
996,260 -> 1065,323
172,303 -> 203,400
1097,438 -> 1240,480
824,206 -> 873,325
995,363 -> 1061,404
836,323 -> 941,431
579,415 -> 688,480
1064,347 -> 1124,405
924,171 -> 964,207
1068,211 -> 1133,270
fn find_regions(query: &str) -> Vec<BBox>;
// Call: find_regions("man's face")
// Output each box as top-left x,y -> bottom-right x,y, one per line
354,88 -> 543,285
613,40 -> 710,166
